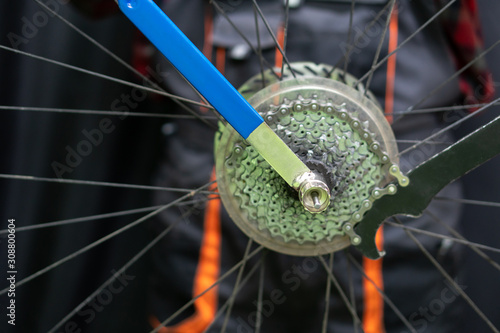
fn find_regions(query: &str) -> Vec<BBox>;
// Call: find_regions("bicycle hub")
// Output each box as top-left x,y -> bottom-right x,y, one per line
294,171 -> 331,213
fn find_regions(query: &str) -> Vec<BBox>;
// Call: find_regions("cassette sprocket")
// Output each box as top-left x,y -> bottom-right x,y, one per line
215,63 -> 407,256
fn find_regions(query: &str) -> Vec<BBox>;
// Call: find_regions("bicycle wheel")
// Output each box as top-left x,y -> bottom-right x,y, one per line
0,1 -> 499,332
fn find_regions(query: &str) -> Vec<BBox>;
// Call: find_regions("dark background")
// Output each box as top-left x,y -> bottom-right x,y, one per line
458,2 -> 500,332
0,1 -> 499,332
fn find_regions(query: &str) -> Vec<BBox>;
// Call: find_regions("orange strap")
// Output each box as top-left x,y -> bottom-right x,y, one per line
274,25 -> 285,71
156,15 -> 225,332
151,171 -> 222,333
216,47 -> 226,74
199,8 -> 215,113
362,5 -> 398,333
202,7 -> 214,58
151,8 -> 221,323
384,5 -> 399,125
361,228 -> 386,333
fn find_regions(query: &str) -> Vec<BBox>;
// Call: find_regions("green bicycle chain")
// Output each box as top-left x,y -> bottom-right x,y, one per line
220,95 -> 407,246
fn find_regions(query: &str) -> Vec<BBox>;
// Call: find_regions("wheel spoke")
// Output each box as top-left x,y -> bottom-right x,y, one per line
281,0 -> 291,78
397,96 -> 500,157
395,139 -> 452,146
426,209 -> 500,272
344,251 -> 360,333
362,0 -> 396,95
0,205 -> 163,234
384,221 -> 500,255
0,43 -> 219,129
203,247 -> 264,333
32,0 -> 161,91
331,0 -> 393,76
392,102 -> 500,116
47,203 -> 197,333
342,0 -> 357,76
0,105 -> 215,119
151,245 -> 264,332
434,196 -> 500,208
251,0 -> 296,78
346,253 -> 417,333
0,183 -> 212,296
210,0 -> 280,80
356,0 -> 458,84
0,197 -> 218,235
0,44 -> 208,109
32,0 -> 227,127
395,216 -> 500,333
318,256 -> 364,331
0,173 -> 215,194
220,239 -> 255,333
253,4 -> 267,88
321,253 -> 334,333
406,39 -> 500,113
255,251 -> 266,333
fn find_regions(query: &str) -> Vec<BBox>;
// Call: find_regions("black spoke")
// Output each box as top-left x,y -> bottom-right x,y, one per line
362,0 -> 396,95
345,251 -> 360,333
331,0 -> 393,76
47,203 -> 201,333
202,240 -> 262,333
0,44 -> 218,129
0,173 -> 214,194
398,96 -> 500,156
434,196 -> 500,208
406,39 -> 500,113
255,251 -> 266,333
0,183 -> 212,296
321,253 -> 334,333
356,0 -> 458,84
151,245 -> 264,332
346,254 -> 417,333
251,0 -> 296,78
392,102 -> 500,116
318,256 -> 364,331
384,221 -> 500,255
0,205 -> 163,234
32,0 -> 162,91
395,217 -> 500,333
0,45 -> 208,109
253,4 -> 267,88
210,0 -> 280,80
342,0 -> 357,75
281,0 -> 291,78
220,239 -> 254,333
0,105 -> 214,119
32,0 -> 222,127
426,210 -> 500,272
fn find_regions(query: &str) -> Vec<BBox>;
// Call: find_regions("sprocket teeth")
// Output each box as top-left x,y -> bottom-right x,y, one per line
215,62 -> 405,256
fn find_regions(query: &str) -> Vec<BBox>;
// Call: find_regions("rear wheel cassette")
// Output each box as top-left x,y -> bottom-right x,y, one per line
215,63 -> 407,256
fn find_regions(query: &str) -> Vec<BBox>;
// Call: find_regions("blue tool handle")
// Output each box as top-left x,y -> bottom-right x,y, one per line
117,0 -> 264,139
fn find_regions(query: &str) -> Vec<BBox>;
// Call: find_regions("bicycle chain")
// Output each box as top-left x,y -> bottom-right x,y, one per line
221,95 -> 407,246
